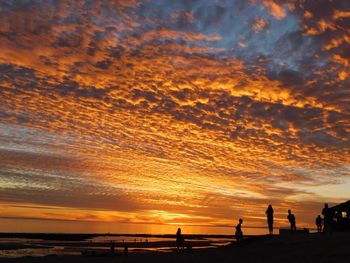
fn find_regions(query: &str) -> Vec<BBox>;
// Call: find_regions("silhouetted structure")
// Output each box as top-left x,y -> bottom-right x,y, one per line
176,228 -> 185,252
266,204 -> 274,235
287,209 -> 296,233
279,228 -> 309,235
235,218 -> 243,243
316,215 -> 322,233
329,200 -> 350,232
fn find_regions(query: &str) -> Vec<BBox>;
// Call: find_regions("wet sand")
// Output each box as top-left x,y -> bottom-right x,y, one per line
0,233 -> 349,263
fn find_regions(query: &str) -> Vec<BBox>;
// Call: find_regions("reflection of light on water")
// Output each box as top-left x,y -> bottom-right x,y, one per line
0,235 -> 234,258
0,248 -> 52,258
89,236 -> 174,242
0,245 -> 84,258
130,245 -> 219,253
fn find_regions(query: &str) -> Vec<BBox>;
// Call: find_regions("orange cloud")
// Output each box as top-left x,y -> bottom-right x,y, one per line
262,0 -> 287,20
0,0 -> 349,233
252,18 -> 269,32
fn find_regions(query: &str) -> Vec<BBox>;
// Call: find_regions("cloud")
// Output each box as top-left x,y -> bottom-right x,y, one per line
252,17 -> 269,32
261,0 -> 287,20
0,0 -> 349,231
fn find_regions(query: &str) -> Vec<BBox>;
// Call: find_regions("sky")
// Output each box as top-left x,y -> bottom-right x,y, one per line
0,0 -> 349,234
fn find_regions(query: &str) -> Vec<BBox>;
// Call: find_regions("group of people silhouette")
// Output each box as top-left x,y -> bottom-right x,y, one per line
175,203 -> 335,250
264,204 -> 296,235
234,203 -> 333,242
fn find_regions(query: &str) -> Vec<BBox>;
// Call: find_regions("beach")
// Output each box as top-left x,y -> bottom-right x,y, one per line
0,232 -> 349,263
1,0 -> 350,262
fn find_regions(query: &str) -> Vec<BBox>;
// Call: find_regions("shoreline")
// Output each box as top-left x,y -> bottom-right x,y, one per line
0,232 -> 236,241
1,232 -> 349,262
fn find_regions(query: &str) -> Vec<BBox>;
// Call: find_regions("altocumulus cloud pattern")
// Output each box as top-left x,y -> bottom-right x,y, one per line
0,0 -> 349,229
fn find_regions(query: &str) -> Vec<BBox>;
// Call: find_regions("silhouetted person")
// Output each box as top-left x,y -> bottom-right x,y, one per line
176,228 -> 184,252
235,218 -> 243,243
316,215 -> 322,233
110,241 -> 115,255
266,204 -> 274,235
322,203 -> 333,235
287,209 -> 296,233
124,244 -> 128,256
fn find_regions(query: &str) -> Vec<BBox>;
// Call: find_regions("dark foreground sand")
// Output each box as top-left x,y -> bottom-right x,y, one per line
1,233 -> 349,263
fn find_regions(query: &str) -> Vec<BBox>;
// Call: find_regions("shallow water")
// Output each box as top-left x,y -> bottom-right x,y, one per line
0,246 -> 78,258
0,235 -> 233,258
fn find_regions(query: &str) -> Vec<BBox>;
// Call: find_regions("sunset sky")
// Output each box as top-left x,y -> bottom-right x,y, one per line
0,0 -> 349,234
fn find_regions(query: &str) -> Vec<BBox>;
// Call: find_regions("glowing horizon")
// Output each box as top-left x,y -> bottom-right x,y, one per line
0,0 -> 349,234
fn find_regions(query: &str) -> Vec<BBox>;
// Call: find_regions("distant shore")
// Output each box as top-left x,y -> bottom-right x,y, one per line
1,232 -> 350,262
0,232 -> 235,241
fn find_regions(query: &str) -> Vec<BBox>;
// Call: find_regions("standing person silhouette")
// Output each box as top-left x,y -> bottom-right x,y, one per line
235,218 -> 243,243
287,209 -> 296,233
266,205 -> 274,235
316,215 -> 322,233
322,203 -> 333,235
176,228 -> 184,252
110,241 -> 115,255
